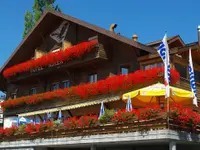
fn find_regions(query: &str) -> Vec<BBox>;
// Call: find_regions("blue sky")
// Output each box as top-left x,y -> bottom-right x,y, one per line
0,0 -> 200,67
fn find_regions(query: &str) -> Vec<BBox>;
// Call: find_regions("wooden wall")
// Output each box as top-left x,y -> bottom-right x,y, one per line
6,23 -> 140,100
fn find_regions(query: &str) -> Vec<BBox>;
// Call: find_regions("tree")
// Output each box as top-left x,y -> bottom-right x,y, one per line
23,0 -> 61,38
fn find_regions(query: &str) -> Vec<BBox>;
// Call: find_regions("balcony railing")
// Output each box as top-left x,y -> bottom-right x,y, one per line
1,105 -> 200,142
1,67 -> 180,115
4,41 -> 108,82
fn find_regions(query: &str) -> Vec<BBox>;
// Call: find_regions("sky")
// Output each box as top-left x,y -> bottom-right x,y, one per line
0,0 -> 200,68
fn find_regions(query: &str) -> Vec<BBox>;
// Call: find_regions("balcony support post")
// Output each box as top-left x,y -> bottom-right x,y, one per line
169,141 -> 176,150
91,145 -> 96,150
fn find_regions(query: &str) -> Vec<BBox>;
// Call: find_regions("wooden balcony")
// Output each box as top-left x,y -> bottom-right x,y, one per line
1,117 -> 200,142
175,77 -> 200,99
8,44 -> 108,82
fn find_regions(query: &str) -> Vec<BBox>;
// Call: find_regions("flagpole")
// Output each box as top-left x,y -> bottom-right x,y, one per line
167,97 -> 170,129
157,33 -> 170,129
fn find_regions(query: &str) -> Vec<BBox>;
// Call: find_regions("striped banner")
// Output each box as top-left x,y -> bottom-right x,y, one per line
189,48 -> 198,107
157,34 -> 170,98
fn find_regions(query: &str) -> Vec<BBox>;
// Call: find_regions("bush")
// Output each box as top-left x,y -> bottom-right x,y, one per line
99,109 -> 115,124
15,125 -> 26,135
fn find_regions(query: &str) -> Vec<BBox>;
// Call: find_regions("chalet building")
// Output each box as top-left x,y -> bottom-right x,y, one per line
0,10 -> 200,150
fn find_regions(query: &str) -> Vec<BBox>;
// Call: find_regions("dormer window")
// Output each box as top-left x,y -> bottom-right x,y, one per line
120,64 -> 130,75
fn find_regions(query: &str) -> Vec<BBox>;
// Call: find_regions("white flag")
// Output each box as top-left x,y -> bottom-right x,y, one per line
189,48 -> 198,107
98,102 -> 105,119
126,95 -> 133,112
157,34 -> 170,98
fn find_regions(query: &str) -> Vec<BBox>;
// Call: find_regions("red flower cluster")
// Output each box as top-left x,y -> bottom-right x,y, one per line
3,126 -> 17,136
64,115 -> 98,129
64,117 -> 78,129
25,123 -> 40,134
113,109 -> 138,123
3,40 -> 98,78
25,121 -> 54,134
140,105 -> 162,120
170,104 -> 200,128
0,105 -> 200,140
1,67 -> 180,110
0,128 -> 4,137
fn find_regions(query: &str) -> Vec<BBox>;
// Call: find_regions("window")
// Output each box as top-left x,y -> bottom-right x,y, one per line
174,63 -> 187,78
120,65 -> 130,75
144,63 -> 163,70
89,73 -> 97,83
11,93 -> 16,99
62,80 -> 70,88
29,88 -> 37,95
51,83 -> 59,91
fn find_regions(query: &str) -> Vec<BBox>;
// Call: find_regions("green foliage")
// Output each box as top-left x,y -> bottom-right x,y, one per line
99,109 -> 115,124
23,0 -> 61,38
16,124 -> 26,135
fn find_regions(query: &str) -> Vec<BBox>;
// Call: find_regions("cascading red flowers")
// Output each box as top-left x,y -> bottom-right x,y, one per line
112,109 -> 138,123
64,117 -> 78,129
4,126 -> 17,136
0,105 -> 200,140
25,123 -> 40,134
140,105 -> 162,120
170,104 -> 200,128
0,67 -> 180,110
3,40 -> 98,78
64,115 -> 98,129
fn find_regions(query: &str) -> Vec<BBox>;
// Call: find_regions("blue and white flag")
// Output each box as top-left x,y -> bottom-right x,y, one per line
126,95 -> 133,112
157,34 -> 170,98
99,102 -> 105,119
189,48 -> 198,107
58,110 -> 62,119
47,112 -> 52,119
43,114 -> 47,123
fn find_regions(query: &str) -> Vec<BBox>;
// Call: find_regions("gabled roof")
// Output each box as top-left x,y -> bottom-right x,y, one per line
146,35 -> 185,47
0,10 -> 156,73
